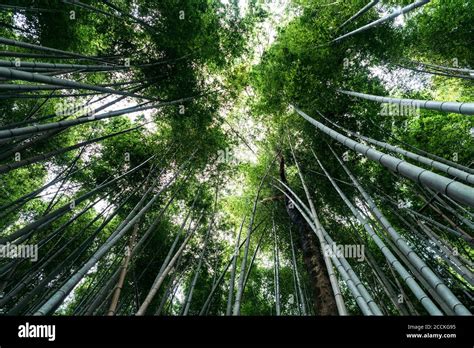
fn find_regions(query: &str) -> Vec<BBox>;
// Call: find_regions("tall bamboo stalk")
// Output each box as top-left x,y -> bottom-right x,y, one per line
33,156 -> 188,315
136,212 -> 204,315
338,89 -> 474,116
226,216 -> 245,315
107,224 -> 139,315
290,229 -> 307,315
316,151 -> 442,315
332,0 -> 430,43
293,106 -> 474,207
338,0 -> 379,30
273,214 -> 281,316
232,158 -> 274,315
288,136 -> 346,315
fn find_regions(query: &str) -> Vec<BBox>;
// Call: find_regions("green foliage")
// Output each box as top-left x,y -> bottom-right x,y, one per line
0,0 -> 472,317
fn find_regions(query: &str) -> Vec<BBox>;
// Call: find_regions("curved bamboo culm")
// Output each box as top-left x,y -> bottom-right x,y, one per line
152,187 -> 203,286
0,125 -> 143,174
83,184 -> 183,316
0,4 -> 61,13
314,150 -> 443,316
242,225 -> 266,290
107,224 -> 139,316
329,146 -> 473,315
320,226 -> 377,315
0,199 -> 109,310
423,187 -> 474,231
0,96 -> 195,140
29,189 -> 151,309
232,216 -> 254,315
0,84 -> 71,91
293,106 -> 474,208
272,215 -> 281,316
0,102 -> 150,139
226,216 -> 245,315
101,0 -> 158,34
0,57 -> 182,71
0,59 -> 128,71
33,157 -> 189,315
136,212 -> 204,315
198,220 -> 265,316
318,111 -> 474,185
395,64 -> 474,80
0,155 -> 90,214
0,36 -> 113,64
376,187 -> 473,244
365,118 -> 474,175
405,60 -> 474,75
0,79 -> 145,91
338,0 -> 379,30
0,81 -> 154,135
34,189 -> 163,315
338,89 -> 474,116
273,178 -> 381,314
0,85 -> 155,162
182,222 -> 212,316
0,67 -> 153,100
273,183 -> 376,315
332,0 -> 430,43
288,137 -> 348,315
289,230 -> 307,315
62,0 -> 118,18
0,156 -> 155,244
198,240 -> 244,315
233,158 -> 274,315
0,92 -> 112,100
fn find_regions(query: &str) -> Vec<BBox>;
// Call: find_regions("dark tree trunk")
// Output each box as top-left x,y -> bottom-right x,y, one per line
279,155 -> 337,315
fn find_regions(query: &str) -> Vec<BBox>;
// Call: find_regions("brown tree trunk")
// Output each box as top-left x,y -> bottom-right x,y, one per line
279,154 -> 337,315
107,224 -> 138,316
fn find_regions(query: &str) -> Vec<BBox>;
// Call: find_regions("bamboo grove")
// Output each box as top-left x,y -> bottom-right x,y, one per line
0,0 -> 472,317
